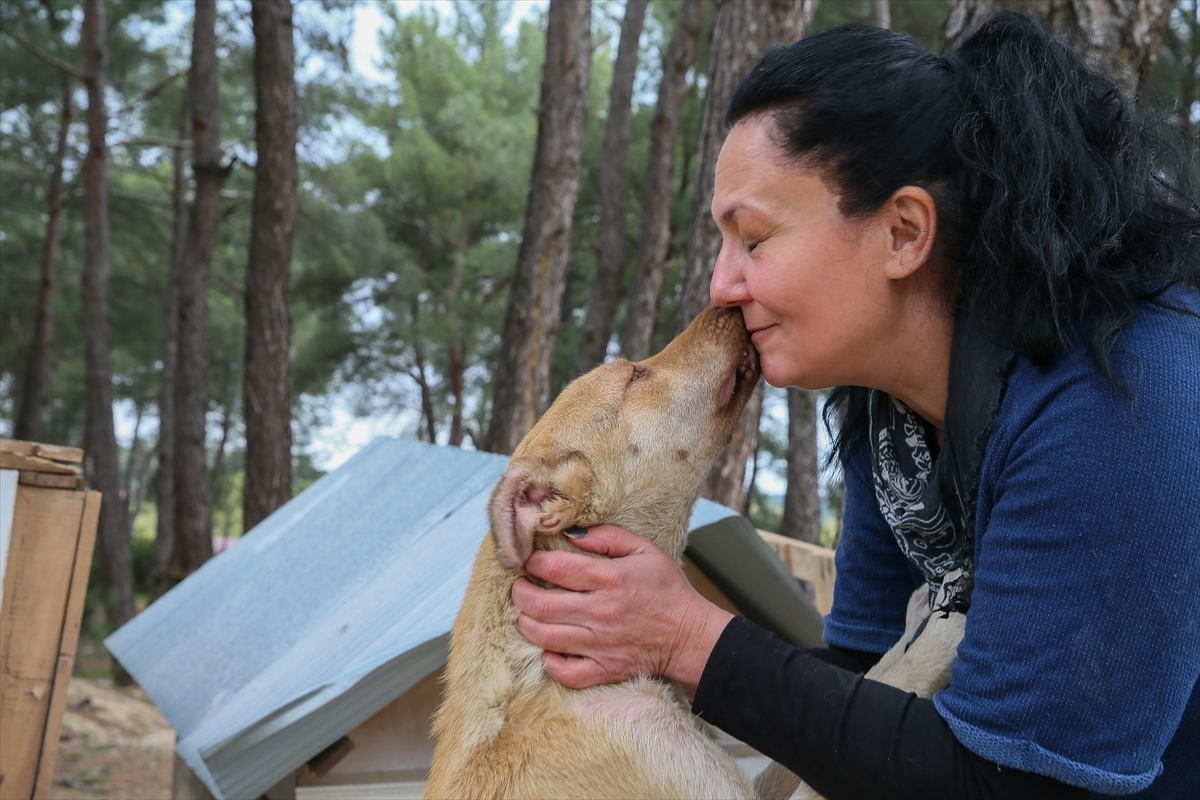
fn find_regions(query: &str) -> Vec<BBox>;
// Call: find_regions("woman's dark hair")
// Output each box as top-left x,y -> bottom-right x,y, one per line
725,12 -> 1200,462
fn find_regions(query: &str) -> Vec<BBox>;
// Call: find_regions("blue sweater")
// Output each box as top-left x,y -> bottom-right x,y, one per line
824,292 -> 1200,796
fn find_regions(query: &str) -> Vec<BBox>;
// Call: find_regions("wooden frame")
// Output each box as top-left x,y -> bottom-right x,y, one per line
0,439 -> 100,800
757,530 -> 838,616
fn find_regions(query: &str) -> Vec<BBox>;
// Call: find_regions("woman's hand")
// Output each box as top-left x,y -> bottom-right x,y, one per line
510,524 -> 734,697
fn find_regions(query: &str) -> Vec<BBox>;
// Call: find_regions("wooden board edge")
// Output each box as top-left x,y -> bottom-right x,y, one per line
32,655 -> 73,800
1,451 -> 83,476
0,439 -> 84,464
18,471 -> 81,490
756,529 -> 838,616
31,491 -> 99,799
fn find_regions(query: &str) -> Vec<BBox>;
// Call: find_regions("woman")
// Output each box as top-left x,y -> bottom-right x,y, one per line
511,13 -> 1199,798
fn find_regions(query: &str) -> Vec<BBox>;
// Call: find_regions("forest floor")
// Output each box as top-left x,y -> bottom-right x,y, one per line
47,677 -> 174,800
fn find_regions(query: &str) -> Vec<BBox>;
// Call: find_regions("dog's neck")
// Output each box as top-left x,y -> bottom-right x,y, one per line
573,504 -> 695,562
613,492 -> 701,562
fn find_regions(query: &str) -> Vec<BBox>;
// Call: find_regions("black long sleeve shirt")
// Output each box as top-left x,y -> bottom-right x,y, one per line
691,616 -> 1089,800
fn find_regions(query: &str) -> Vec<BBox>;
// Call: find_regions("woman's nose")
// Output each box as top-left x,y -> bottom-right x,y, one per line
710,244 -> 750,308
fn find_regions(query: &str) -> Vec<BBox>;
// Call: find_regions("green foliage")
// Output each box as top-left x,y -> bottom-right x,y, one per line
2,0 -> 1194,554
748,493 -> 783,534
810,1 -> 952,49
130,505 -> 157,594
340,1 -> 544,443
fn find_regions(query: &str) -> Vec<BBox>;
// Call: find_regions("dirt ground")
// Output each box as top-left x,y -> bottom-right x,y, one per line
46,677 -> 175,800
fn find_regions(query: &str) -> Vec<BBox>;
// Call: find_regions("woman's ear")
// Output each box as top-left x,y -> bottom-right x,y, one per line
882,185 -> 938,281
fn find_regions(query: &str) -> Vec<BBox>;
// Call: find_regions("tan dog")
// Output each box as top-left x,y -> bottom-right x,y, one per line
427,306 -> 762,799
754,588 -> 967,800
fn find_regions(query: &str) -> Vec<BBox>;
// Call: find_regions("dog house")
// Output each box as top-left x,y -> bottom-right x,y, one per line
106,438 -> 824,800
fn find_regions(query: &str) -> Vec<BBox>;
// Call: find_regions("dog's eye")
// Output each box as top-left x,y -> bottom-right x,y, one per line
630,365 -> 648,382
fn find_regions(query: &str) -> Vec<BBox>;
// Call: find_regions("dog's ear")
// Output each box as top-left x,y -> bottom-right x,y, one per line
489,459 -> 591,570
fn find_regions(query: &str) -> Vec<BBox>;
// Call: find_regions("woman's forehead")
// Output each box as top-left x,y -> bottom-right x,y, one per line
713,122 -> 837,223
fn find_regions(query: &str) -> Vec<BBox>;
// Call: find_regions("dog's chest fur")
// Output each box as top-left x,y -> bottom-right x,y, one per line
426,534 -> 753,800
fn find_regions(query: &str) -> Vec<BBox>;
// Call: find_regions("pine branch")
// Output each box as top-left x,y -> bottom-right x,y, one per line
0,21 -> 87,80
112,135 -> 192,148
119,69 -> 188,115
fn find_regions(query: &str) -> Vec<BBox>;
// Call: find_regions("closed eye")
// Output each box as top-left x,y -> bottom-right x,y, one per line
631,365 -> 649,382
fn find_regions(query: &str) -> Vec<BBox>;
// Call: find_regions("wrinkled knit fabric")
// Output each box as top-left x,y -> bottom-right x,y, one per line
823,292 -> 1200,796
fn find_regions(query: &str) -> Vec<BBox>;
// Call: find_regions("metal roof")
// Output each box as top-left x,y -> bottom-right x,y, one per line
106,437 -> 820,800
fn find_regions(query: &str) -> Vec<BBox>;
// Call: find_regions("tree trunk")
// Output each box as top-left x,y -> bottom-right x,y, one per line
81,0 -> 134,628
173,0 -> 224,584
151,88 -> 191,600
675,0 -> 819,334
414,361 -> 438,443
129,444 -> 155,523
572,0 -> 648,376
484,0 -> 592,455
620,0 -> 707,363
15,75 -> 72,443
208,398 -> 233,533
741,442 -> 759,517
781,387 -> 821,543
675,0 -> 819,509
243,0 -> 297,532
124,405 -> 143,500
448,340 -> 465,446
873,0 -> 891,29
943,0 -> 1177,97
1180,0 -> 1198,150
447,225 -> 468,447
408,296 -> 438,444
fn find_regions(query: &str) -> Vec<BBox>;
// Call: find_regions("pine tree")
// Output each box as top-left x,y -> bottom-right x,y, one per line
677,0 -> 820,509
620,0 -> 708,363
173,0 -> 226,583
81,0 -> 134,626
485,0 -> 593,455
243,0 -> 298,531
572,0 -> 648,376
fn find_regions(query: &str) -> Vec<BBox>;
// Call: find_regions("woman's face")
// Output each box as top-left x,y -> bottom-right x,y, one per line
710,118 -> 916,391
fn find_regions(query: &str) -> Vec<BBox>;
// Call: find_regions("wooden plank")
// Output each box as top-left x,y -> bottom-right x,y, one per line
32,491 -> 99,799
0,451 -> 82,476
757,531 -> 838,616
18,471 -> 80,490
1,675 -> 55,799
682,555 -> 743,616
173,752 -> 217,800
0,486 -> 87,800
302,736 -> 355,780
33,655 -> 74,799
0,440 -> 84,464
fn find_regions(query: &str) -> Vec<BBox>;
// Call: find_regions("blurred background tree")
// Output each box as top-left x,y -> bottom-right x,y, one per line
1,1 -> 1194,653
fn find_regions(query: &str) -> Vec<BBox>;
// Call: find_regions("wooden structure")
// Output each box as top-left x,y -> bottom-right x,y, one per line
758,530 -> 837,616
293,566 -> 763,800
107,438 -> 830,799
292,535 -> 834,799
0,439 -> 100,800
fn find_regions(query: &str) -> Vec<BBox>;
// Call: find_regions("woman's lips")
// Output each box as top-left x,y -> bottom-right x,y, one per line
749,325 -> 775,343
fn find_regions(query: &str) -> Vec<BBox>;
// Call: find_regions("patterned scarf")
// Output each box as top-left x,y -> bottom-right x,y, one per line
868,307 -> 1013,613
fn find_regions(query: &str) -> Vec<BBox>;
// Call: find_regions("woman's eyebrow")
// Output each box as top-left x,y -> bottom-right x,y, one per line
719,202 -> 745,226
719,198 -> 772,226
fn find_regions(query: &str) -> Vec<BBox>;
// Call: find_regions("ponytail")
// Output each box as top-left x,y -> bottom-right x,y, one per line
945,12 -> 1199,376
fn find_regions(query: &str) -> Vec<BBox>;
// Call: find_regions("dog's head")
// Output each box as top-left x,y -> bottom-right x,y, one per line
490,306 -> 760,568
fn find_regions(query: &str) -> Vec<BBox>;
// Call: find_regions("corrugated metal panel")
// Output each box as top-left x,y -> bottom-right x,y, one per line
105,438 -> 801,800
106,438 -> 508,799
